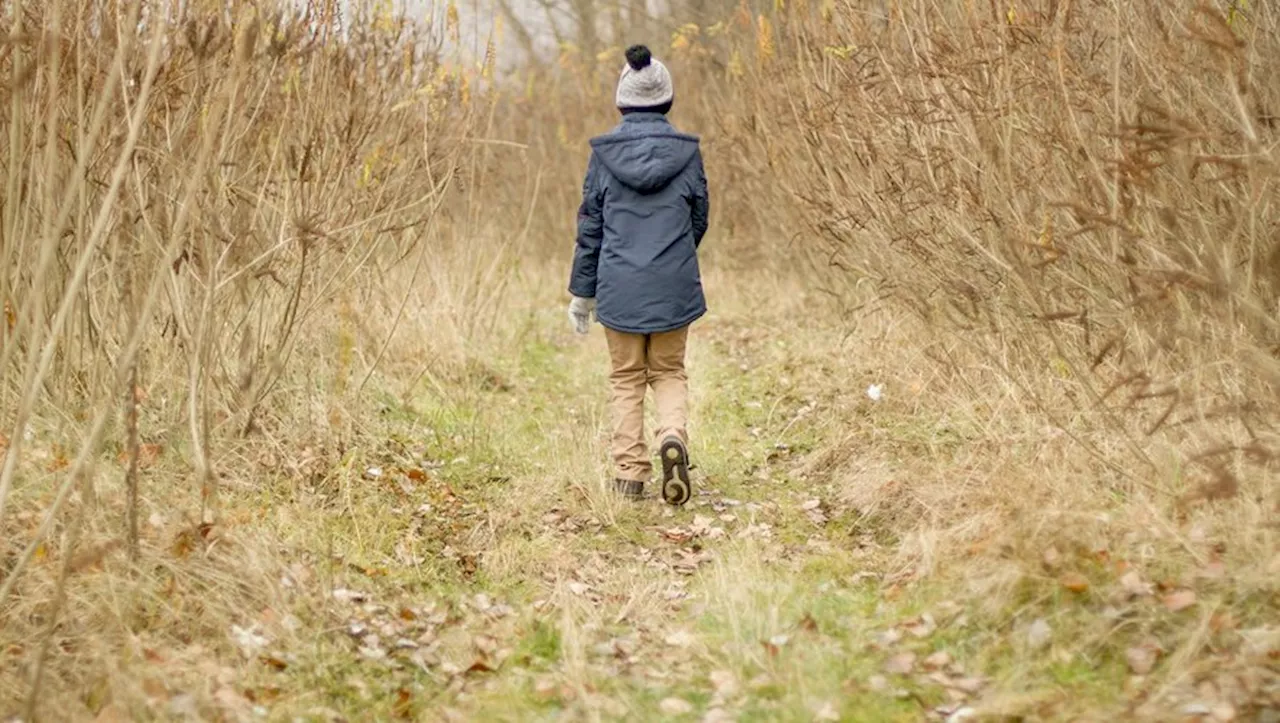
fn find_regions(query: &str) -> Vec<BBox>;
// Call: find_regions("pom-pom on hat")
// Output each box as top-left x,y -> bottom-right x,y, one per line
615,45 -> 674,110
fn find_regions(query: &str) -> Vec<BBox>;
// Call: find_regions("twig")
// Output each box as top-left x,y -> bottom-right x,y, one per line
124,357 -> 140,560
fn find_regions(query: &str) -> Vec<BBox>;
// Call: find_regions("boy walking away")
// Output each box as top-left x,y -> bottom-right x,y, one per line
567,45 -> 710,506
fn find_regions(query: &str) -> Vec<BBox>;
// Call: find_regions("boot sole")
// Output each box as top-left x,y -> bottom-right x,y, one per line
660,437 -> 692,506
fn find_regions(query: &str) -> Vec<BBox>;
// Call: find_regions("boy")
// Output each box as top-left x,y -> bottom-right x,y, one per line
567,45 -> 710,506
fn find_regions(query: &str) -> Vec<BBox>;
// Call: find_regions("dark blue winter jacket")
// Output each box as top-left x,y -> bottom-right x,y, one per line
568,113 -> 710,334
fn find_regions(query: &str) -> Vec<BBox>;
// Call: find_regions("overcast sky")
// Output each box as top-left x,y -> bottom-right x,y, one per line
336,0 -> 681,71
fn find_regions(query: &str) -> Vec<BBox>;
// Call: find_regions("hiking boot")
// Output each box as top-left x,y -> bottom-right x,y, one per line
612,478 -> 645,500
659,436 -> 692,506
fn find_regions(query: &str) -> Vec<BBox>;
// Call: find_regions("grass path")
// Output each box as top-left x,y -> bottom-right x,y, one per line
229,300 -> 962,722
198,290 -> 1274,723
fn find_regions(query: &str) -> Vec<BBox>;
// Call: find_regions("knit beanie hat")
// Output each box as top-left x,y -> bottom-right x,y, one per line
615,45 -> 674,111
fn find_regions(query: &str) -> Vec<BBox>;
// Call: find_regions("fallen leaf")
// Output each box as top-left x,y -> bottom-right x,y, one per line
259,654 -> 288,671
393,687 -> 415,720
332,588 -> 368,603
141,677 -> 168,700
140,443 -> 163,467
814,701 -> 840,721
1126,644 -> 1160,675
167,694 -> 200,719
1042,546 -> 1062,570
439,707 -> 467,723
359,645 -> 387,661
1060,572 -> 1090,593
117,443 -> 163,468
798,496 -> 829,524
947,677 -> 986,694
867,675 -> 889,692
924,651 -> 953,670
93,703 -> 130,723
1199,560 -> 1226,580
665,630 -> 696,648
1211,703 -> 1237,721
884,652 -> 916,675
473,635 -> 499,656
1182,703 -> 1213,717
230,625 -> 270,656
922,671 -> 953,690
212,687 -> 253,718
354,564 -> 387,579
662,527 -> 694,544
659,698 -> 694,715
68,539 -> 122,573
872,628 -> 903,650
465,659 -> 496,675
47,447 -> 70,472
691,515 -> 715,536
1210,612 -> 1237,633
171,529 -> 195,559
1027,618 -> 1052,650
904,613 -> 937,638
1163,589 -> 1197,612
1120,570 -> 1152,598
798,613 -> 819,633
709,670 -> 739,698
600,637 -> 635,659
409,648 -> 440,670
702,709 -> 735,723
533,677 -> 559,700
761,635 -> 789,657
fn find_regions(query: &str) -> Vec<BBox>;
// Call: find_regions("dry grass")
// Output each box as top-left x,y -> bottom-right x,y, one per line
2,0 -> 1278,720
0,0 -> 484,715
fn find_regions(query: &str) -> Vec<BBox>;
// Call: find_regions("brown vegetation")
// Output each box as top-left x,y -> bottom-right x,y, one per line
2,0 -> 1276,720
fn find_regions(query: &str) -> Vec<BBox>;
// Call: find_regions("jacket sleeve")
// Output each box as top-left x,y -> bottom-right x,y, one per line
689,149 -> 710,248
569,152 -> 605,299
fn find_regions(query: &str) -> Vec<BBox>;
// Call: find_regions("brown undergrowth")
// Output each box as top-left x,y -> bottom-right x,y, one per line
2,0 -> 1278,720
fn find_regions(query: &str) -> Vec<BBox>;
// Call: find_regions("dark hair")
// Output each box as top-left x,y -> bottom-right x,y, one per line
625,45 -> 652,71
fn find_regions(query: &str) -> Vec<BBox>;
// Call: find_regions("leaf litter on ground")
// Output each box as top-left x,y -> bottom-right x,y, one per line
1163,589 -> 1198,612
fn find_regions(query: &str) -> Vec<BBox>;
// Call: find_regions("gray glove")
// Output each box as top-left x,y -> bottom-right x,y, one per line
568,296 -> 596,335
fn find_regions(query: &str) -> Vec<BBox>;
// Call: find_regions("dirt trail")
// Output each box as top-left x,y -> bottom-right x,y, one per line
121,285 -> 1275,723
211,295 -> 1002,723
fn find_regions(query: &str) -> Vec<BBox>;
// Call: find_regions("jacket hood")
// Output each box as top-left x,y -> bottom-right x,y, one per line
590,118 -> 700,194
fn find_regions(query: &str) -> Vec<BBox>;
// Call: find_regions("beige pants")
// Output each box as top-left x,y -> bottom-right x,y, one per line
604,326 -> 690,482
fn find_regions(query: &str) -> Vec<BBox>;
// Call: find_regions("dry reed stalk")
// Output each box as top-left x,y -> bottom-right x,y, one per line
1,0 -> 478,709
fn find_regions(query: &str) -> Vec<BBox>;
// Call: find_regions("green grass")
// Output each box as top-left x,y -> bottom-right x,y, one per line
214,313 -> 1238,723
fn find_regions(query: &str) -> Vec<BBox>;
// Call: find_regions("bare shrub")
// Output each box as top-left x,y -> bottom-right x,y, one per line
0,0 -> 477,713
770,1 -> 1280,493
